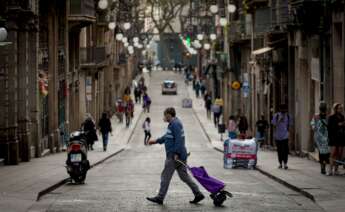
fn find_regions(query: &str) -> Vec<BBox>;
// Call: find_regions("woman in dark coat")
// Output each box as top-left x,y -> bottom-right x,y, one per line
98,112 -> 112,151
327,103 -> 345,175
82,114 -> 98,151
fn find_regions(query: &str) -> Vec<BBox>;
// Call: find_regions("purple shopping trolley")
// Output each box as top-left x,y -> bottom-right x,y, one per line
176,160 -> 233,206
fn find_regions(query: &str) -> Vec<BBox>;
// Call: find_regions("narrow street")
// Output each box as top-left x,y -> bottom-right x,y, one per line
30,71 -> 323,212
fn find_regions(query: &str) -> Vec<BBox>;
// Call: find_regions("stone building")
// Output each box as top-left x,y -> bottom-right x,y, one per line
0,0 -> 137,165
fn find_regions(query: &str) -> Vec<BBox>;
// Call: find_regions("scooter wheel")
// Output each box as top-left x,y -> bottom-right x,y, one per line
72,173 -> 86,184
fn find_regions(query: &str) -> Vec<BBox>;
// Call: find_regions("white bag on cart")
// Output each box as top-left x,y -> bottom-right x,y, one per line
182,98 -> 193,108
224,138 -> 257,169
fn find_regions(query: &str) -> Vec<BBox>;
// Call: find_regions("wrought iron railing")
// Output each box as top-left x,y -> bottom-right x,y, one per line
80,46 -> 106,64
70,0 -> 95,17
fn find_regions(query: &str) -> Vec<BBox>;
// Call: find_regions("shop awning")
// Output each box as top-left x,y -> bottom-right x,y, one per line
252,47 -> 273,55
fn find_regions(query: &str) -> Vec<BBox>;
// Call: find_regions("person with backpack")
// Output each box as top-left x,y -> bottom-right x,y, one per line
142,117 -> 151,145
98,112 -> 112,152
272,104 -> 291,169
311,102 -> 330,174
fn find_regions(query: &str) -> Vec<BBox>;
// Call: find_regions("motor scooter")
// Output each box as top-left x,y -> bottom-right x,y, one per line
65,130 -> 90,183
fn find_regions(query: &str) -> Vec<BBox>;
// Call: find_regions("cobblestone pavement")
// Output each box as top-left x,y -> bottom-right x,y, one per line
29,71 -> 323,212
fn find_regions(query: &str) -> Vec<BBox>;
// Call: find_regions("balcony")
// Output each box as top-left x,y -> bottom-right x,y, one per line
229,17 -> 252,43
247,0 -> 269,13
69,0 -> 96,28
288,0 -> 324,31
96,10 -> 108,27
80,46 -> 107,69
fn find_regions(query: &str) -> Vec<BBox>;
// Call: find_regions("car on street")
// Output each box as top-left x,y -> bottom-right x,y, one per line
162,80 -> 177,95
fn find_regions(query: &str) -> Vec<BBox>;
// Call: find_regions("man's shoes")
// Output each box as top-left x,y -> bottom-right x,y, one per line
190,193 -> 205,204
146,197 -> 163,205
278,164 -> 282,169
284,164 -> 288,170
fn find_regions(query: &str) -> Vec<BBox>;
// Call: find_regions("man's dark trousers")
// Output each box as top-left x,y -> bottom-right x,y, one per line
157,156 -> 201,201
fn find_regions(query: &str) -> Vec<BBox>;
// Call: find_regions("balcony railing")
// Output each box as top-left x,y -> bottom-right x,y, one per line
69,0 -> 96,23
80,46 -> 106,65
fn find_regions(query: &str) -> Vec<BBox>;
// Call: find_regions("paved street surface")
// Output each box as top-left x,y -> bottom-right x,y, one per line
188,84 -> 345,212
0,75 -> 148,212
29,71 -> 322,212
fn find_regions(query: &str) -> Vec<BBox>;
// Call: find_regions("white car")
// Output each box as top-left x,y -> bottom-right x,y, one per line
162,80 -> 177,95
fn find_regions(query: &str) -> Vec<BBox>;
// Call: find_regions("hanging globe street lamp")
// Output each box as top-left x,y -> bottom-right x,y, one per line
108,22 -> 116,30
98,0 -> 108,10
116,33 -> 123,41
219,17 -> 227,27
123,22 -> 131,30
0,27 -> 8,42
210,5 -> 219,14
228,4 -> 237,13
210,33 -> 217,41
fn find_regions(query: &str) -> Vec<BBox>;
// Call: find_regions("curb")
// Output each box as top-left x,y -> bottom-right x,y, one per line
189,98 -> 317,204
36,110 -> 144,201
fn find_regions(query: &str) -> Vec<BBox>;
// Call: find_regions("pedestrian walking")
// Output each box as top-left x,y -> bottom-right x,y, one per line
327,103 -> 345,175
142,117 -> 151,145
227,116 -> 237,139
200,80 -> 206,97
238,115 -> 249,135
204,92 -> 212,119
212,97 -> 223,127
125,98 -> 134,127
98,112 -> 112,152
256,115 -> 269,147
146,107 -> 205,205
143,92 -> 152,113
134,86 -> 142,104
311,102 -> 330,175
271,104 -> 291,169
82,114 -> 98,151
194,80 -> 200,98
115,99 -> 124,123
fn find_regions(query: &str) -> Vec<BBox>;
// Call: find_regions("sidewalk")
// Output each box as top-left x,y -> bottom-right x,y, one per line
187,85 -> 345,212
0,74 -> 148,212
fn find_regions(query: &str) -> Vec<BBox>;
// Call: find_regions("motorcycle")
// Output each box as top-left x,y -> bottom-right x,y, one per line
65,130 -> 90,184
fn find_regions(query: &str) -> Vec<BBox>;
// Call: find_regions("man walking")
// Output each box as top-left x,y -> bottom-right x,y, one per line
146,107 -> 205,205
272,104 -> 291,169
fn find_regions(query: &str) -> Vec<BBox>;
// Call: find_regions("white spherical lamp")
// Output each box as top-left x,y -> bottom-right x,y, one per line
210,33 -> 217,41
197,34 -> 204,41
228,4 -> 237,13
116,33 -> 123,41
219,17 -> 227,27
108,22 -> 116,30
122,37 -> 128,43
204,43 -> 211,50
210,5 -> 219,14
124,42 -> 129,47
0,27 -> 8,42
98,0 -> 108,10
133,37 -> 139,43
123,22 -> 131,30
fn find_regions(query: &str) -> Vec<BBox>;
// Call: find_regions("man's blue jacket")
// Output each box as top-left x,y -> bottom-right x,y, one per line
156,117 -> 188,161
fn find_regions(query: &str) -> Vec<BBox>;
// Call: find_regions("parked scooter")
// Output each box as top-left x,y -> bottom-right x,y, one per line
65,130 -> 90,184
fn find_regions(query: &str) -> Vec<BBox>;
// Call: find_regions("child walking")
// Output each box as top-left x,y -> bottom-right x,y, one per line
143,117 -> 151,145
